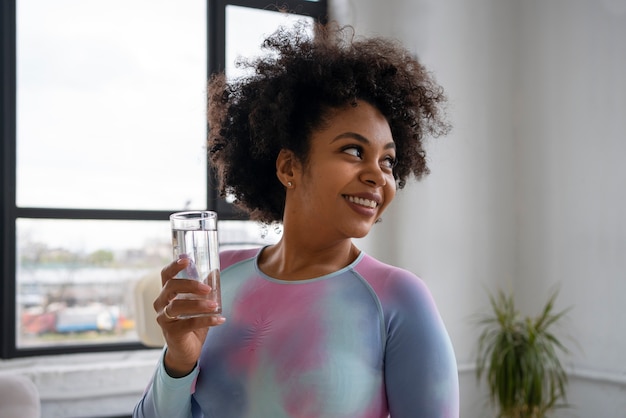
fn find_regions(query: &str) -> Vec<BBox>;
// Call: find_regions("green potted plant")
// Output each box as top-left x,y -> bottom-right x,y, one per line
475,289 -> 571,418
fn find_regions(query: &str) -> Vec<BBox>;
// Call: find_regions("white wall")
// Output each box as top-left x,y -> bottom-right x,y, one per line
513,1 -> 626,417
336,0 -> 626,417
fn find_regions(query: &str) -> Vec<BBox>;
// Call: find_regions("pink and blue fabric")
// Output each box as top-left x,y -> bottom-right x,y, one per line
134,248 -> 459,418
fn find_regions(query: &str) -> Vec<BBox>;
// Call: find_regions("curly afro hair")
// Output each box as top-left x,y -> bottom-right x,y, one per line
208,22 -> 449,223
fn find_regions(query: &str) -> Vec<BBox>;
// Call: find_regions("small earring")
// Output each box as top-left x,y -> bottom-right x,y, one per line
287,181 -> 293,188
375,218 -> 382,224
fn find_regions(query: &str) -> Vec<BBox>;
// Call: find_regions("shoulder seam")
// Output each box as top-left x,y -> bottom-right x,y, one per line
349,267 -> 388,353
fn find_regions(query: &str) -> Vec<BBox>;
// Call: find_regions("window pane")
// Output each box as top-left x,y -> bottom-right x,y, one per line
16,0 -> 207,210
225,5 -> 314,80
16,218 -> 171,348
16,218 -> 279,348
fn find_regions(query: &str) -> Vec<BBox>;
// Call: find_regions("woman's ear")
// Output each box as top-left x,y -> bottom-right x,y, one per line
276,149 -> 300,188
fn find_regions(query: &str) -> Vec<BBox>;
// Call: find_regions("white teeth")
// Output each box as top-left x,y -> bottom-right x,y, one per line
346,195 -> 377,208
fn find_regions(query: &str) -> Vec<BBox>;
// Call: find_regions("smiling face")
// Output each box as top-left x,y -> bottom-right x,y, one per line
280,100 -> 397,241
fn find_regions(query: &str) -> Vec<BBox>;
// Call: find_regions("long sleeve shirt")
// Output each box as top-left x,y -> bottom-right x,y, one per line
133,248 -> 459,418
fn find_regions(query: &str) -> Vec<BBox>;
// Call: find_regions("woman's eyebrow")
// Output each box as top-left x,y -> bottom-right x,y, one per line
330,132 -> 396,150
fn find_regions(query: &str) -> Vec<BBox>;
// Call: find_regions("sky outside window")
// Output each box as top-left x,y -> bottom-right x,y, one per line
16,0 -> 207,211
225,5 -> 314,80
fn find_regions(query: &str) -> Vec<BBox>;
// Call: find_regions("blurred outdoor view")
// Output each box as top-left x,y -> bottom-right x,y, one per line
16,218 -> 280,348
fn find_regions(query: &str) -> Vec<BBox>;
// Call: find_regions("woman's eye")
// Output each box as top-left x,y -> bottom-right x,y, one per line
343,146 -> 362,158
382,156 -> 397,169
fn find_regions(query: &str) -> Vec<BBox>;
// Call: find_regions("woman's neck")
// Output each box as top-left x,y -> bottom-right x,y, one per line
257,234 -> 360,281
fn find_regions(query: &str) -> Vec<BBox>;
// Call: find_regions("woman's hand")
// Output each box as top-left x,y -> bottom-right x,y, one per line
154,258 -> 226,377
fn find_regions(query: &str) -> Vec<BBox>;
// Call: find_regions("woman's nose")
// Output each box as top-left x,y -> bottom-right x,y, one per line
360,162 -> 387,187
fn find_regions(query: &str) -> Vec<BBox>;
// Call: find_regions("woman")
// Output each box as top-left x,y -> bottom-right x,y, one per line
134,23 -> 459,418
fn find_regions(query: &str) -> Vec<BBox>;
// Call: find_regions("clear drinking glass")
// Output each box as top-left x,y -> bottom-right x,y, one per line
170,211 -> 221,316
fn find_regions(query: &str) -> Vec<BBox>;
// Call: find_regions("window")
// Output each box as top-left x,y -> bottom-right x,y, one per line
1,0 -> 327,358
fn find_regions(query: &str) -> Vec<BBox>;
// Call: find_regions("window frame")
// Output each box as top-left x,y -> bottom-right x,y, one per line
1,0 -> 327,358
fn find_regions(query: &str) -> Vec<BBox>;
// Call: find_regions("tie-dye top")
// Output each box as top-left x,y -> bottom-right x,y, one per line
133,248 -> 459,418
